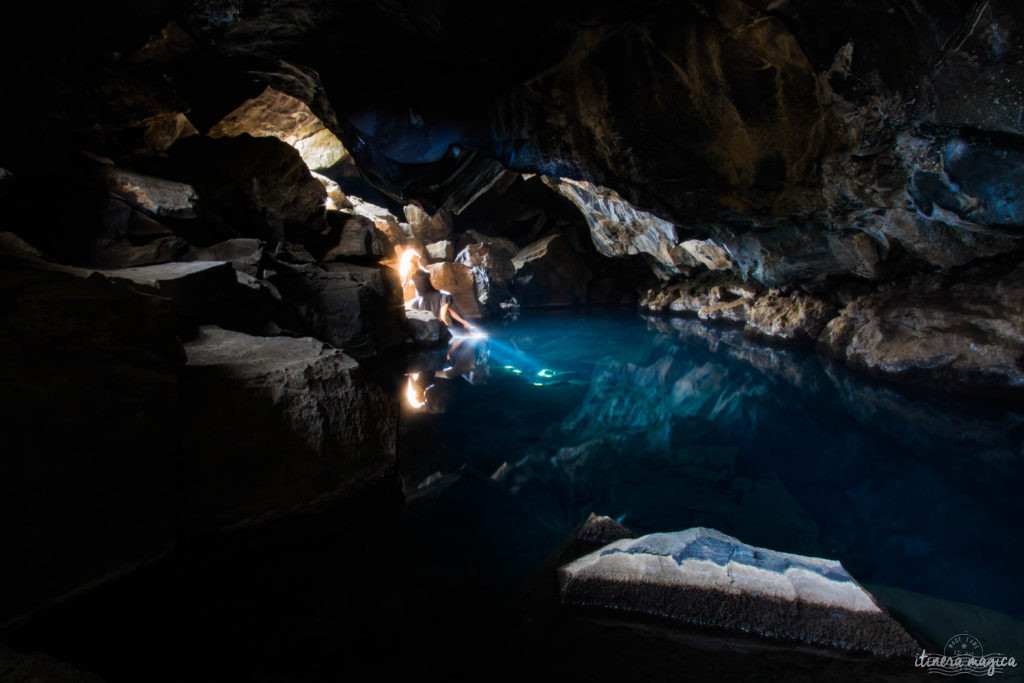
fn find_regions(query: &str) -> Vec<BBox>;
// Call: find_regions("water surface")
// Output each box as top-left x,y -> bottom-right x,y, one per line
399,310 -> 1024,654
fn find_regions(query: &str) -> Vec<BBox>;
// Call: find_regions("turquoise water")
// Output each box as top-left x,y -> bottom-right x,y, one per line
400,310 -> 1024,653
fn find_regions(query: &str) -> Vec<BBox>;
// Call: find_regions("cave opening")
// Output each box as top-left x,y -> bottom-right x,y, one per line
2,1 -> 1024,681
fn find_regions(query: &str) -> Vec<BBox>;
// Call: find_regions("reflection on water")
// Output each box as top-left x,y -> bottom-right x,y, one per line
399,311 -> 1024,650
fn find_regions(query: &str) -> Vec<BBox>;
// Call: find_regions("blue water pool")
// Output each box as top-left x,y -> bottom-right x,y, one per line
399,310 -> 1024,654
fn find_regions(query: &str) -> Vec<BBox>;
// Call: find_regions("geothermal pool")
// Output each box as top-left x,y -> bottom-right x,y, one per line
400,310 -> 1024,654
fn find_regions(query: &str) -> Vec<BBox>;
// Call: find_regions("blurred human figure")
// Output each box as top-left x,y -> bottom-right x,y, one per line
399,249 -> 477,332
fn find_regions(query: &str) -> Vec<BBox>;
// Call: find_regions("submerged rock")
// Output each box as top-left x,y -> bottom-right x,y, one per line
180,326 -> 397,531
559,527 -> 919,658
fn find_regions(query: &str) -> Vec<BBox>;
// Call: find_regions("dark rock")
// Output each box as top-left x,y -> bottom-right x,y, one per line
576,513 -> 636,545
403,309 -> 451,348
559,527 -> 920,658
180,326 -> 397,531
182,238 -> 264,275
0,642 -> 105,682
456,243 -> 516,314
97,166 -> 198,219
512,234 -> 591,307
0,250 -> 182,623
270,262 -> 408,358
153,134 -> 326,246
321,211 -> 386,263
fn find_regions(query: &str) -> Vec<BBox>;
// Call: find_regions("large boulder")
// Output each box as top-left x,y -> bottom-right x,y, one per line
207,86 -> 348,171
321,211 -> 387,263
403,204 -> 453,242
426,261 -> 483,319
559,527 -> 919,658
403,309 -> 451,348
154,134 -> 326,246
0,241 -> 182,623
180,326 -> 397,531
511,234 -> 591,307
819,264 -> 1024,397
182,238 -> 264,276
270,261 -> 408,358
456,243 -> 516,313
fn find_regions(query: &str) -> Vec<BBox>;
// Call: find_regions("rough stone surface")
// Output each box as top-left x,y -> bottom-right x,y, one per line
746,290 -> 837,343
512,234 -> 591,307
819,264 -> 1024,396
182,238 -> 264,275
322,212 -> 385,263
425,240 -> 455,262
559,527 -> 919,658
181,326 -> 397,531
270,261 -> 408,358
403,308 -> 451,348
98,166 -> 198,219
427,261 -> 483,319
0,249 -> 181,623
403,204 -> 453,243
208,86 -> 348,170
153,134 -> 326,245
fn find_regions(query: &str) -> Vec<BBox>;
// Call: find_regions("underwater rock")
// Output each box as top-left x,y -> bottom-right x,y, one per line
270,261 -> 408,359
558,527 -> 919,658
180,326 -> 397,531
403,309 -> 451,348
512,234 -> 591,307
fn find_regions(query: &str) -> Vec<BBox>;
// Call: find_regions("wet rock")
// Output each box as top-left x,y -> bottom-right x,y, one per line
425,240 -> 455,262
819,265 -> 1024,397
403,309 -> 451,348
270,262 -> 408,358
0,256 -> 181,623
180,326 -> 397,531
427,261 -> 483,319
182,238 -> 264,276
207,86 -> 348,170
512,234 -> 591,307
403,204 -> 453,242
559,527 -> 919,658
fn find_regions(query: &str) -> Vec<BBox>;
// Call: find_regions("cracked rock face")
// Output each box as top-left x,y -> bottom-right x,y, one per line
559,527 -> 920,658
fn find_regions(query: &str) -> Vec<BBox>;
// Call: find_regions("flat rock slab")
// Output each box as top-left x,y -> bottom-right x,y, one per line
558,527 -> 919,658
181,326 -> 398,531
